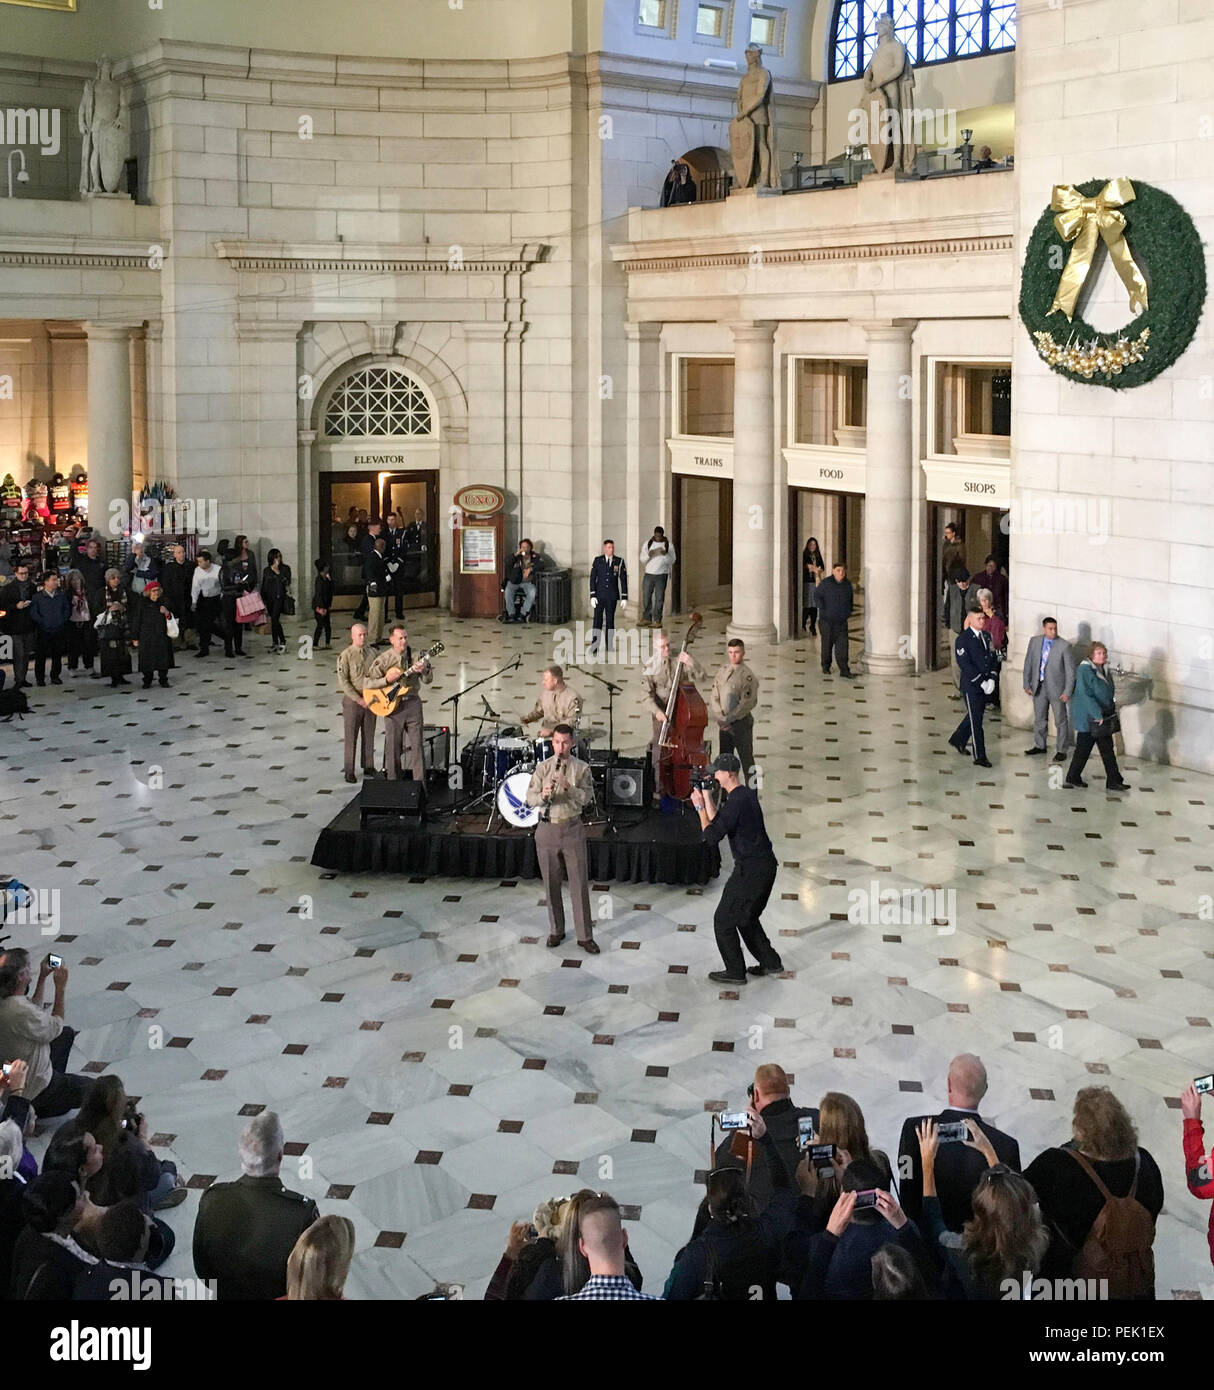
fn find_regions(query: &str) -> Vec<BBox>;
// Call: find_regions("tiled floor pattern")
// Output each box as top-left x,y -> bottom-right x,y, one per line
1,608 -> 1211,1299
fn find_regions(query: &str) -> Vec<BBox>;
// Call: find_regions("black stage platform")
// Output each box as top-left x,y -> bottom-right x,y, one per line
310,787 -> 721,886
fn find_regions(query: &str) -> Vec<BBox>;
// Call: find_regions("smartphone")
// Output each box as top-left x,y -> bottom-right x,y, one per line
852,1189 -> 880,1210
811,1142 -> 836,1171
797,1115 -> 815,1150
936,1121 -> 970,1144
718,1111 -> 750,1130
1,1063 -> 11,1077
1195,1074 -> 1214,1095
47,954 -> 62,970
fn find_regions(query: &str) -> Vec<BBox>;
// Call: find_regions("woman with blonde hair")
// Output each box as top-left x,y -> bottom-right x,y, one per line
484,1195 -> 569,1300
1024,1087 -> 1162,1297
522,1188 -> 644,1299
283,1215 -> 355,1300
811,1091 -> 893,1207
917,1119 -> 1046,1298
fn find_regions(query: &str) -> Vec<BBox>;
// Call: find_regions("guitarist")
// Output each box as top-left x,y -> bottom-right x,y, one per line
363,624 -> 433,782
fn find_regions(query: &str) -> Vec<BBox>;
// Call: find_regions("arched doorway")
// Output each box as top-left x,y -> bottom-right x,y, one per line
676,146 -> 732,202
315,362 -> 441,609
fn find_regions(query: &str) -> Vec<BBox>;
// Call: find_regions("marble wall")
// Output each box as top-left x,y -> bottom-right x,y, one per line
1006,0 -> 1214,774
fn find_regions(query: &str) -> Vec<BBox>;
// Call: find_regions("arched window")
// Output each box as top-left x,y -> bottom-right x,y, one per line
829,0 -> 1015,81
322,366 -> 434,438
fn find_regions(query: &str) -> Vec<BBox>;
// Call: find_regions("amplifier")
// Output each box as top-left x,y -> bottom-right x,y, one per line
359,779 -> 425,822
605,756 -> 651,809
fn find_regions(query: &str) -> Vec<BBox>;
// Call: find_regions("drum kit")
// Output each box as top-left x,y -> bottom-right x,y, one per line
459,704 -> 602,830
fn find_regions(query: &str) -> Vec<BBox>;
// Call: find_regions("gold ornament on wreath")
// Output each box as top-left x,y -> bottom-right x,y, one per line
1018,177 -> 1205,390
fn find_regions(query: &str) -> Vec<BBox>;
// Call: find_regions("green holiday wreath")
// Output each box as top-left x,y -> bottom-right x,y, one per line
1018,177 -> 1205,389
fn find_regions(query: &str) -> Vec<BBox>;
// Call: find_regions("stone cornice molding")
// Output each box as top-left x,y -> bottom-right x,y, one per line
580,52 -> 821,111
617,234 -> 1012,275
234,320 -> 303,341
213,241 -> 546,276
0,236 -> 166,270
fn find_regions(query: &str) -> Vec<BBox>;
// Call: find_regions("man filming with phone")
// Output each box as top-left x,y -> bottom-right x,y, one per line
0,948 -> 90,1118
691,753 -> 782,986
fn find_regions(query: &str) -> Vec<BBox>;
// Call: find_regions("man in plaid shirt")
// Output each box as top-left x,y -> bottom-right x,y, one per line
555,1196 -> 658,1300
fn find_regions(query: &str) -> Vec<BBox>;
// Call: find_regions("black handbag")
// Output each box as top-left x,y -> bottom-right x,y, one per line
1091,711 -> 1120,737
282,593 -> 296,616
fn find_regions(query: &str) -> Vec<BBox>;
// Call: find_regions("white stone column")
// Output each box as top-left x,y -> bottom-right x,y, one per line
727,320 -> 778,644
84,322 -> 137,538
859,319 -> 916,675
625,322 -> 664,615
144,320 -> 164,486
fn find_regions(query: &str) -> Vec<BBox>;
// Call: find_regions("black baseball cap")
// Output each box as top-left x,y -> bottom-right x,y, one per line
711,753 -> 741,774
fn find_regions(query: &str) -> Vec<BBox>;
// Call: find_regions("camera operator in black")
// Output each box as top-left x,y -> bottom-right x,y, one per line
691,753 -> 783,986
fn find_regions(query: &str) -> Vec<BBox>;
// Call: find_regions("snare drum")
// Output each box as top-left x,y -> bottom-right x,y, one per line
534,736 -> 590,765
483,736 -> 532,784
497,770 -> 540,828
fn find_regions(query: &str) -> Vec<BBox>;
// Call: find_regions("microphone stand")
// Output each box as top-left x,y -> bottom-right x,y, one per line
566,663 -> 623,835
440,654 -> 522,810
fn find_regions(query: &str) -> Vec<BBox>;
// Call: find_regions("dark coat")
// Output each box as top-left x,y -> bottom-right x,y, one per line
96,597 -> 131,678
0,577 -> 36,635
192,1174 -> 319,1301
713,1098 -> 819,1214
364,550 -> 390,598
589,553 -> 627,603
76,554 -> 109,613
220,556 -> 257,598
260,564 -> 292,616
10,1227 -> 93,1300
897,1110 -> 1022,1231
159,558 -> 195,619
311,572 -> 334,614
814,575 -> 854,624
130,594 -> 175,673
29,588 -> 70,635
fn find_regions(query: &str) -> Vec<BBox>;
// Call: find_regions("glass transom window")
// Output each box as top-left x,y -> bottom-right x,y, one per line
323,367 -> 433,438
829,0 -> 1015,80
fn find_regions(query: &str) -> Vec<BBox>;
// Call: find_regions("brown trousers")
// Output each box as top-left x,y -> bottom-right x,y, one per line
342,695 -> 377,776
384,695 -> 425,781
535,819 -> 593,942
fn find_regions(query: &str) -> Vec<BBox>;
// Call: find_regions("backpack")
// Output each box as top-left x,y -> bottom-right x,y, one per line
0,687 -> 30,720
1065,1149 -> 1155,1298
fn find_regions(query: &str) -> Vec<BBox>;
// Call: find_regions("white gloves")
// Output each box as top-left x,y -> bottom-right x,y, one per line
591,595 -> 598,607
980,679 -> 995,695
619,599 -> 627,609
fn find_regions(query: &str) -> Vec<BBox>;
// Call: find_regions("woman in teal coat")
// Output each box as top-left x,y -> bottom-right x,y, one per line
1064,641 -> 1129,791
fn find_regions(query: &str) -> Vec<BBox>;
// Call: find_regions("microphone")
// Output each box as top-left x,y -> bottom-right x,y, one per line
481,694 -> 498,718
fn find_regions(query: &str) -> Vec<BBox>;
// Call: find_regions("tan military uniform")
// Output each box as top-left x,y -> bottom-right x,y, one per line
521,683 -> 581,734
525,754 -> 594,943
642,652 -> 706,753
364,644 -> 433,780
710,659 -> 759,779
336,641 -> 378,777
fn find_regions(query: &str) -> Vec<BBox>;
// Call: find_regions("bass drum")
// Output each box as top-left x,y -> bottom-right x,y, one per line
533,736 -> 591,765
497,770 -> 540,829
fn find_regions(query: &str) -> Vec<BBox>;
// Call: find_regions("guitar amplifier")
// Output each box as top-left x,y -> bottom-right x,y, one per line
422,724 -> 450,778
605,756 -> 651,809
359,779 -> 425,822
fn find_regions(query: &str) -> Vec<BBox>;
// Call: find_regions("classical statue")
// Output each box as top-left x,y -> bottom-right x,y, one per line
79,57 -> 128,196
729,44 -> 780,190
862,15 -> 917,177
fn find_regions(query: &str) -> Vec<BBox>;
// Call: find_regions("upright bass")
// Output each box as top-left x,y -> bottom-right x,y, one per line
657,611 -> 709,800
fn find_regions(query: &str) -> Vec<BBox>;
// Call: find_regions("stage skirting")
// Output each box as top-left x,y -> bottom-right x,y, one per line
311,795 -> 720,886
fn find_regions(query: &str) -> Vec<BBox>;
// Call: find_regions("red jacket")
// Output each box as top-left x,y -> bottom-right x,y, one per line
1183,1117 -> 1214,1267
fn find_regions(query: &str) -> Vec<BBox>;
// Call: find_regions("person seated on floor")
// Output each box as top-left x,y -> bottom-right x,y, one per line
897,1052 -> 1021,1232
0,949 -> 89,1120
281,1215 -> 356,1300
485,1196 -> 567,1300
193,1111 -> 319,1300
522,1188 -> 644,1300
0,1117 -> 28,1298
74,1198 -> 179,1300
9,1170 -> 93,1300
57,1074 -> 185,1213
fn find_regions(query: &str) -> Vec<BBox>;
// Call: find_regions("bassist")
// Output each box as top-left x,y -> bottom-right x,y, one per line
363,624 -> 433,781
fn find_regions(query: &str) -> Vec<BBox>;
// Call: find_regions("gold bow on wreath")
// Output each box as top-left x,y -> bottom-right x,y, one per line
1048,177 -> 1150,321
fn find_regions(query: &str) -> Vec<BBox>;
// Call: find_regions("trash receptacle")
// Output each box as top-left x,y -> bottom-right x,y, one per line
536,568 -> 571,624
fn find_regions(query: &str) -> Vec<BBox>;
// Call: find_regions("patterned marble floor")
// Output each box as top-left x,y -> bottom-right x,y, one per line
1,607 -> 1211,1299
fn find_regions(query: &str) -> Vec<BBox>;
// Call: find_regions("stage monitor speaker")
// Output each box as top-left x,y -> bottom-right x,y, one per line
606,757 -> 650,808
359,779 -> 425,822
422,724 -> 450,780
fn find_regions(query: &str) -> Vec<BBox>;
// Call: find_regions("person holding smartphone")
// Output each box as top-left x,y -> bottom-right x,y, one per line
1180,1082 -> 1214,1270
0,948 -> 89,1118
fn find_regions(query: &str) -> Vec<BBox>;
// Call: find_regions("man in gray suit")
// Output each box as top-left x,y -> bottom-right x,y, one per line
1022,617 -> 1076,762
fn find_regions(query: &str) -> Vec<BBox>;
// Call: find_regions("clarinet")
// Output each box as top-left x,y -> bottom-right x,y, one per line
540,755 -> 565,824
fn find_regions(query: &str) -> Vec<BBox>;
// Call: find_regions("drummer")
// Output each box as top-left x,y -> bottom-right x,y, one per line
520,664 -> 581,737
